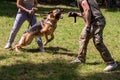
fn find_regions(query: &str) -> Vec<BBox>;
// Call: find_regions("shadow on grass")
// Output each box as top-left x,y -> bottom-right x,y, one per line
0,59 -> 81,80
20,46 -> 77,57
21,48 -> 40,53
104,7 -> 120,12
0,59 -> 120,80
86,62 -> 120,80
86,62 -> 102,65
100,6 -> 120,12
45,46 -> 78,57
0,56 -> 6,61
1,1 -> 119,18
0,1 -> 17,17
0,1 -> 78,18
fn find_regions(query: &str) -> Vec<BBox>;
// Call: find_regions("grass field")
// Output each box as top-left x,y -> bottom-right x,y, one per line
0,1 -> 120,80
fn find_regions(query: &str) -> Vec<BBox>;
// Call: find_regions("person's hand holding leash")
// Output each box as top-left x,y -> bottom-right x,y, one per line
28,7 -> 38,14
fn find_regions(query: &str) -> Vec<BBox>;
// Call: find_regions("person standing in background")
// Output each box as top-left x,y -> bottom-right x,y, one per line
5,0 -> 45,52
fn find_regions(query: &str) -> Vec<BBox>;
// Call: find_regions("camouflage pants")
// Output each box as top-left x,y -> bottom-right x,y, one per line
77,18 -> 115,64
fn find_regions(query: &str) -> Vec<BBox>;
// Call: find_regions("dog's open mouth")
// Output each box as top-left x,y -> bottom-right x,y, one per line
55,9 -> 64,19
55,13 -> 62,19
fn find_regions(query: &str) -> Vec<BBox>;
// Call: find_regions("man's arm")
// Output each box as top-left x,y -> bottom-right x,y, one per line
81,0 -> 91,27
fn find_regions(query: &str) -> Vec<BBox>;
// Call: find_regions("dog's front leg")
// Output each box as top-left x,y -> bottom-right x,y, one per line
48,33 -> 54,43
43,34 -> 49,46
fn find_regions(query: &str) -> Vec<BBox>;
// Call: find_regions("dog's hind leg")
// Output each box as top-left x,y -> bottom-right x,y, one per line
14,36 -> 25,52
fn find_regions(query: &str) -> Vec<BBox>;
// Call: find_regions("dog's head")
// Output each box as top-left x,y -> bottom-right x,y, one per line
48,9 -> 64,20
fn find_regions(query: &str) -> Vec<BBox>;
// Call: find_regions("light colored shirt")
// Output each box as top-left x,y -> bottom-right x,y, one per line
23,0 -> 34,6
18,0 -> 35,12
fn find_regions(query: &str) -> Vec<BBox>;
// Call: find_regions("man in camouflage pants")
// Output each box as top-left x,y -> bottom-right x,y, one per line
69,0 -> 117,71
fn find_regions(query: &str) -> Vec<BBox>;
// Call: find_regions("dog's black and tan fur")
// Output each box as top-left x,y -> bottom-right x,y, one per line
14,9 -> 63,52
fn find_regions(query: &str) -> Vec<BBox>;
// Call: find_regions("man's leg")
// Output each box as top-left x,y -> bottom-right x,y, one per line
93,23 -> 117,71
71,27 -> 91,63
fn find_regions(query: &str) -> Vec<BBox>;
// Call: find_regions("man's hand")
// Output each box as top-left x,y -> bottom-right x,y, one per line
68,12 -> 78,17
68,12 -> 78,23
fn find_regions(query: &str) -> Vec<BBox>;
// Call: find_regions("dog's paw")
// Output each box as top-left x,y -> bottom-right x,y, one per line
15,48 -> 21,53
43,42 -> 47,46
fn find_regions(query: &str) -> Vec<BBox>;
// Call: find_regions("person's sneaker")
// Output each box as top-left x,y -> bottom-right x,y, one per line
70,58 -> 82,63
104,61 -> 118,71
40,46 -> 45,52
4,43 -> 11,49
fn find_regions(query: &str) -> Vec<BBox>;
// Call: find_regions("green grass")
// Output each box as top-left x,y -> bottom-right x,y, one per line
0,1 -> 120,80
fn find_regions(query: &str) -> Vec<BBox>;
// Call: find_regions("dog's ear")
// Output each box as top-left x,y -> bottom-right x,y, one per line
48,11 -> 53,14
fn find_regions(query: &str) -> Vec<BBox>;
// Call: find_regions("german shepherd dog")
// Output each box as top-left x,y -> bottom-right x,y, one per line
14,9 -> 64,52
